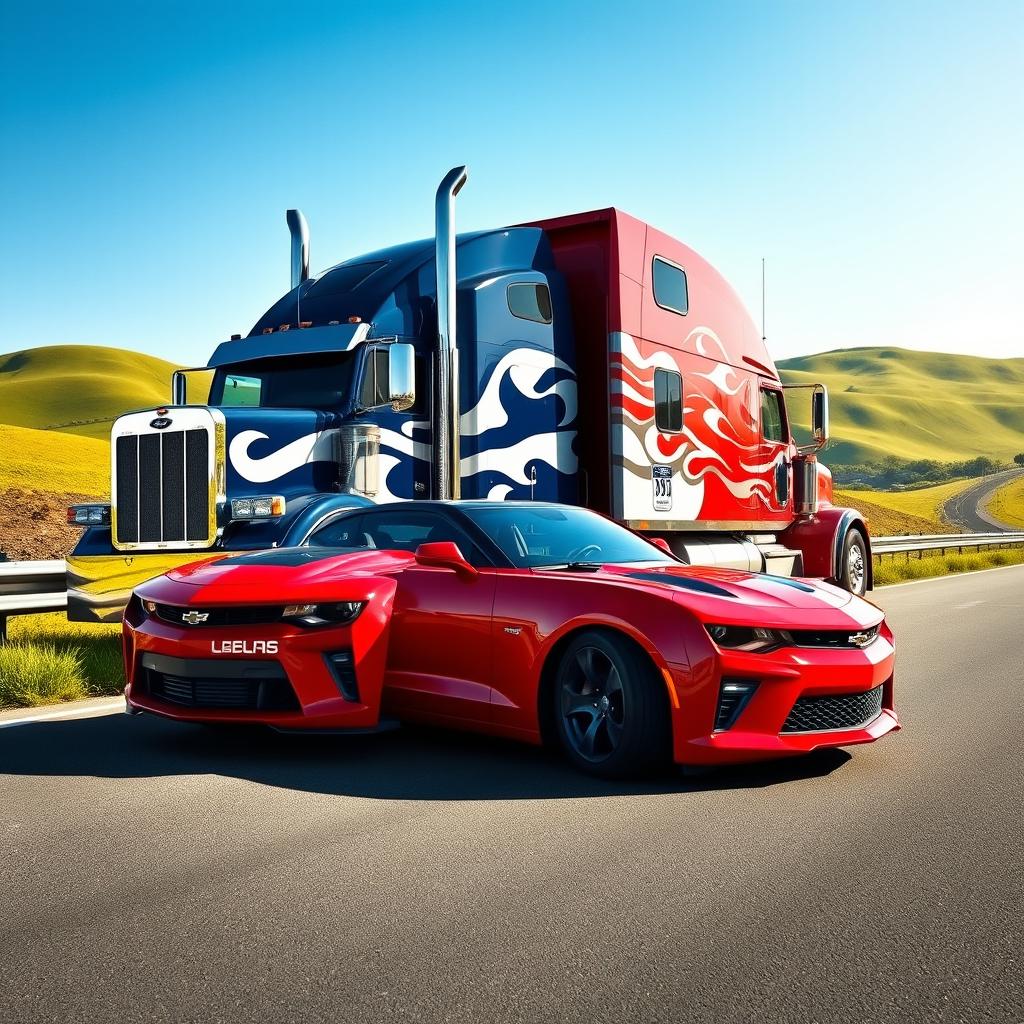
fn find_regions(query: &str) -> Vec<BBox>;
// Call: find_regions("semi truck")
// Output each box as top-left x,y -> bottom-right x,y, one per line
66,166 -> 871,622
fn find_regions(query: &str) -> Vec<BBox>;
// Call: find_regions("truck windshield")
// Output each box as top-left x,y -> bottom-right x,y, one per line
209,352 -> 358,409
459,505 -> 676,569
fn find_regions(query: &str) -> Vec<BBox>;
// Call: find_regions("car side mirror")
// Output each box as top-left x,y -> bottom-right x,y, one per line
649,537 -> 672,554
414,541 -> 478,579
389,343 -> 416,412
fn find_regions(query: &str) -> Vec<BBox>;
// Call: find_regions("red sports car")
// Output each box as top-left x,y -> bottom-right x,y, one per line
123,502 -> 898,776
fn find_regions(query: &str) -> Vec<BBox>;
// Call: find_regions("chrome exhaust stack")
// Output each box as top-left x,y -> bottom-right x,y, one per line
432,166 -> 468,501
286,209 -> 310,290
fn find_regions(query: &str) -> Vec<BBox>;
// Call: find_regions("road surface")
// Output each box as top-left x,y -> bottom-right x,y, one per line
942,467 -> 1024,532
2,567 -> 1023,1023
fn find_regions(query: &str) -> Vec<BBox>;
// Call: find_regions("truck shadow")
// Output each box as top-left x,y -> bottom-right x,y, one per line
0,712 -> 851,800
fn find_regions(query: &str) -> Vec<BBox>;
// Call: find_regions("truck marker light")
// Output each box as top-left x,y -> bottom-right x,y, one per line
347,316 -> 362,324
211,640 -> 279,655
262,327 -> 274,334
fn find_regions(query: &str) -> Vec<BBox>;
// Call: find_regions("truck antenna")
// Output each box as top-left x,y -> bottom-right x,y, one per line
761,257 -> 766,342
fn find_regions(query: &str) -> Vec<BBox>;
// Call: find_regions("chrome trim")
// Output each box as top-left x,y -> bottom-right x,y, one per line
630,520 -> 789,533
110,406 -> 225,552
433,165 -> 468,500
287,209 -> 310,290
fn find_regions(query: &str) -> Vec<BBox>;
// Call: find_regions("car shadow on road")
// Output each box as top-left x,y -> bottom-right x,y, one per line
0,712 -> 852,800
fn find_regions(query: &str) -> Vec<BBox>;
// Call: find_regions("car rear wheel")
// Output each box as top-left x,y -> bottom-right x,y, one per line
839,528 -> 868,596
553,630 -> 670,778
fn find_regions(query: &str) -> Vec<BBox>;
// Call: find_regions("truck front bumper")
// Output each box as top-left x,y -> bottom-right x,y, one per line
67,547 -> 220,622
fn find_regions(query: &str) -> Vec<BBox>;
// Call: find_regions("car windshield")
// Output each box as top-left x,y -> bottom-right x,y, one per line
209,351 -> 358,409
459,505 -> 676,569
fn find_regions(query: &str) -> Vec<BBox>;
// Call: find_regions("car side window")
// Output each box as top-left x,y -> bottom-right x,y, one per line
360,510 -> 486,565
307,513 -> 373,548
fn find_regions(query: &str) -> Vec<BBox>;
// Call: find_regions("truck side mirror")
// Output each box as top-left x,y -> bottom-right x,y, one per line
389,343 -> 416,412
812,386 -> 830,445
172,370 -> 187,406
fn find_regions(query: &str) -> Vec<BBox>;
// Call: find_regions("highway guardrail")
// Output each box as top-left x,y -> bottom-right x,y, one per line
1,533 -> 1023,640
0,560 -> 67,642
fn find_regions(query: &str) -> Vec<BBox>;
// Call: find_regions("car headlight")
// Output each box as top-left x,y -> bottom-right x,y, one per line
705,624 -> 785,653
282,601 -> 365,628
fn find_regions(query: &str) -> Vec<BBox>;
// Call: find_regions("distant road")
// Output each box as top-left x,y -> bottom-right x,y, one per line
2,566 -> 1024,1023
942,467 -> 1024,532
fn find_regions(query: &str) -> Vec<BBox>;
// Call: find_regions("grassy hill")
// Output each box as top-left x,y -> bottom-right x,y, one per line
779,347 -> 1024,466
0,345 -> 181,439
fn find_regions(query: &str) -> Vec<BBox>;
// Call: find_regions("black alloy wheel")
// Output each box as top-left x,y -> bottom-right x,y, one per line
554,630 -> 670,778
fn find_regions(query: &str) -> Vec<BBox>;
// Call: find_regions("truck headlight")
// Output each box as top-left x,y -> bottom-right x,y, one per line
706,624 -> 785,653
282,602 -> 365,627
231,496 -> 286,520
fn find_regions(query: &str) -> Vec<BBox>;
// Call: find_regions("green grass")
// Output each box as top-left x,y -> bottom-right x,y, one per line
779,347 -> 1024,466
0,423 -> 110,496
984,475 -> 1024,530
0,613 -> 123,709
874,546 -> 1024,585
0,344 -> 185,439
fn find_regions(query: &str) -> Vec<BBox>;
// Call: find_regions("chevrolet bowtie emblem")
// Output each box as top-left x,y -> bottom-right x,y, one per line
182,611 -> 210,625
848,630 -> 874,648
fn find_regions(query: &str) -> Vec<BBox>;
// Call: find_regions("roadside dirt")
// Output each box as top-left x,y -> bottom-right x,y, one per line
0,488 -> 91,560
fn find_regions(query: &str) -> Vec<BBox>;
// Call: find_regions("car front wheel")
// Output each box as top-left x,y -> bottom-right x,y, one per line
553,630 -> 670,778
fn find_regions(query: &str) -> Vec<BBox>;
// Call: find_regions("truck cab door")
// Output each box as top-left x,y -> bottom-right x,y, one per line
759,385 -> 792,519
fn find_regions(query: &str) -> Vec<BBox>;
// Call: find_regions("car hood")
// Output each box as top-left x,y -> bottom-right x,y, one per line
588,563 -> 882,630
141,547 -> 413,603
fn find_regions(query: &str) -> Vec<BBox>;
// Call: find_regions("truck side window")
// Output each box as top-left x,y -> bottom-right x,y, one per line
507,283 -> 553,324
761,388 -> 787,443
359,348 -> 391,409
652,257 -> 688,315
654,368 -> 683,433
221,374 -> 262,407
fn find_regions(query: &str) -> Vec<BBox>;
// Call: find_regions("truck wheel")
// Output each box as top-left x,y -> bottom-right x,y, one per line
839,529 -> 868,596
553,630 -> 670,778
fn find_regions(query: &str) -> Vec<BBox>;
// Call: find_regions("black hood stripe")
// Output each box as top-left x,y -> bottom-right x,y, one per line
214,547 -> 366,567
626,572 -> 737,598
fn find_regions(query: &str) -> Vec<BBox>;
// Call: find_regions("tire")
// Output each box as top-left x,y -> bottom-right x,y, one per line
838,528 -> 868,596
553,630 -> 671,778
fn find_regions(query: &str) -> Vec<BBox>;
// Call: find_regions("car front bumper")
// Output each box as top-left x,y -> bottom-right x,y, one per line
670,622 -> 899,765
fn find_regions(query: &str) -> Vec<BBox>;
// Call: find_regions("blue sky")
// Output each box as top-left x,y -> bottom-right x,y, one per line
2,0 -> 1021,366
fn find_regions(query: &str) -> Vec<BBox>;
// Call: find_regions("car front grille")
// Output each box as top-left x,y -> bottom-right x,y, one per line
145,665 -> 300,712
115,427 -> 211,547
154,604 -> 285,628
781,684 -> 884,733
787,625 -> 881,649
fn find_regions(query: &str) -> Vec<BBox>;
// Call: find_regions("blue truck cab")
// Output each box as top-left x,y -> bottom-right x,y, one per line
67,169 -> 580,620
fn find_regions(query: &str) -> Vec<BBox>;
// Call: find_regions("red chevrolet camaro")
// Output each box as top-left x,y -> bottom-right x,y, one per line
123,502 -> 898,776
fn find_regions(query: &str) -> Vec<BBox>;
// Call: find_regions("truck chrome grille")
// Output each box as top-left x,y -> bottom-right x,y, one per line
115,428 -> 211,547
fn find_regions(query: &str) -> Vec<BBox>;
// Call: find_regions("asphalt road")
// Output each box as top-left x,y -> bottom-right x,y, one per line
3,567 -> 1023,1024
942,467 -> 1024,532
